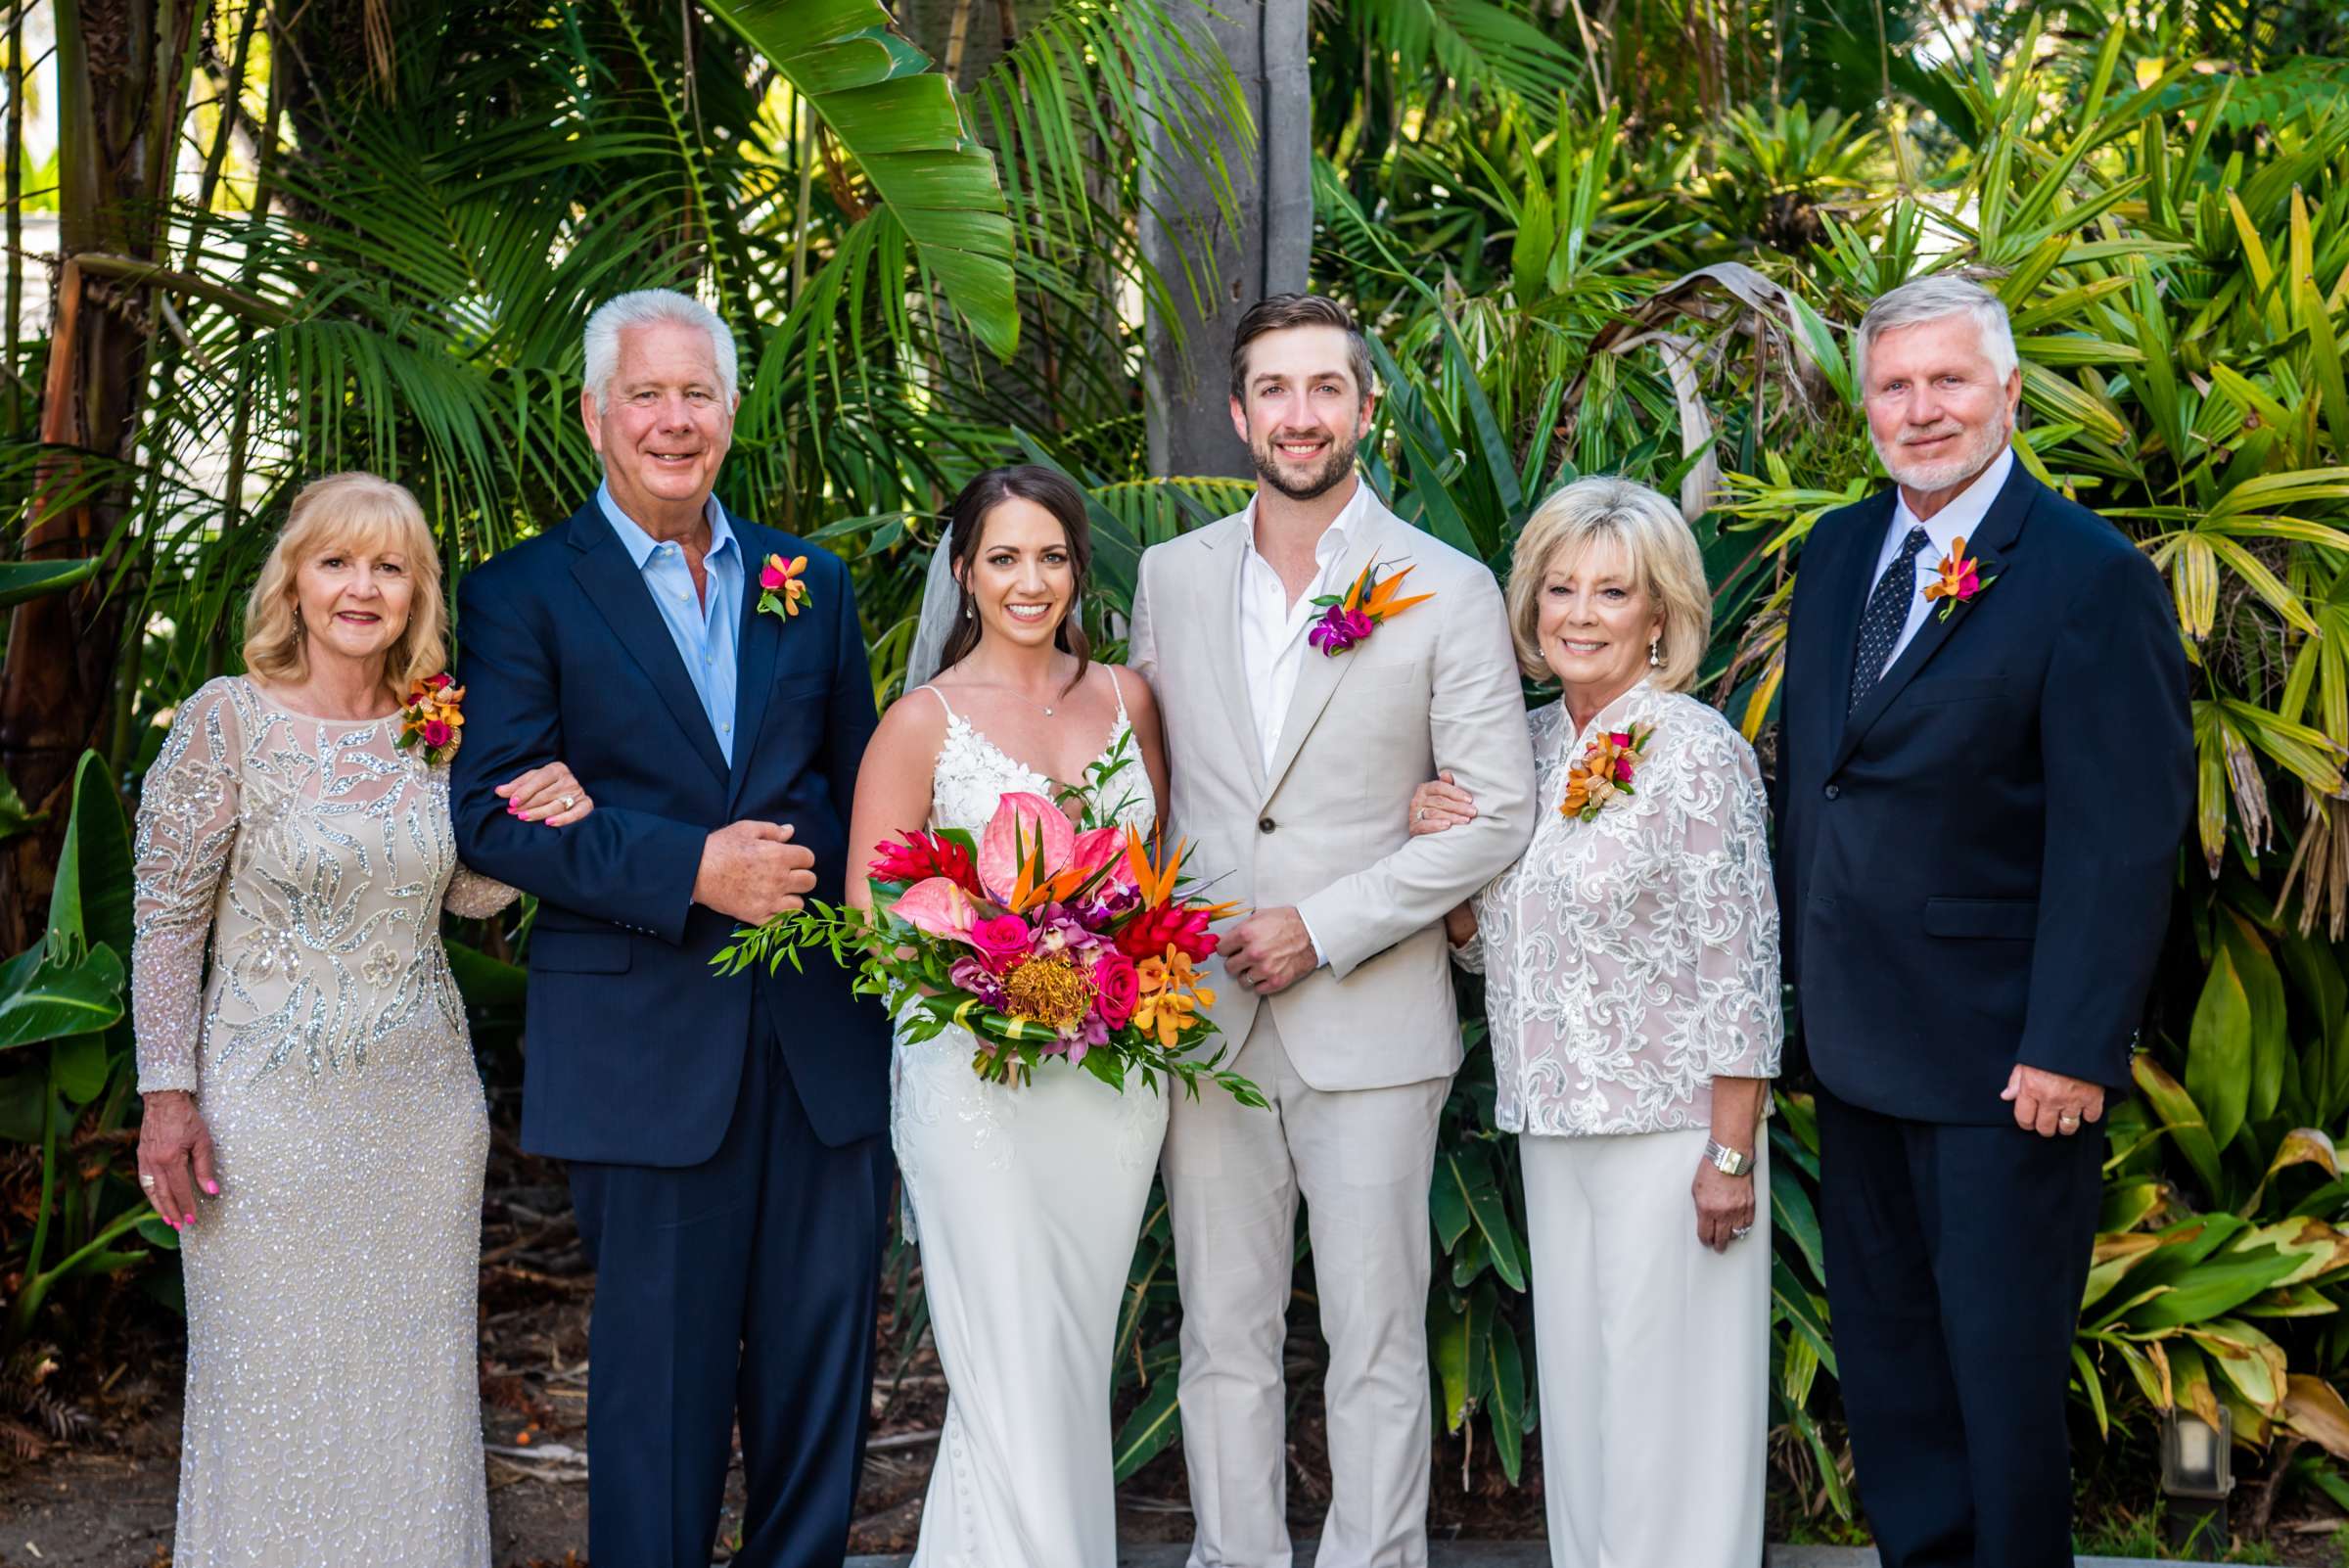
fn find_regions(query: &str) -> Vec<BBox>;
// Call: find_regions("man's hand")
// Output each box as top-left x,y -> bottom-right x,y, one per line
2002,1063 -> 2106,1138
1222,906 -> 1319,995
693,821 -> 816,925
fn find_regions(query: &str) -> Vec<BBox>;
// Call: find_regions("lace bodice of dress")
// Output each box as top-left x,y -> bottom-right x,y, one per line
129,675 -> 518,1093
922,678 -> 1155,839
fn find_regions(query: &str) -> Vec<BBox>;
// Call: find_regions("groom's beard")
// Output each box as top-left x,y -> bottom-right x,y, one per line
1248,425 -> 1359,501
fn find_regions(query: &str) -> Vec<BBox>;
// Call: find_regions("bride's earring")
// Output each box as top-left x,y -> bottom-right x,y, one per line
1648,638 -> 1661,668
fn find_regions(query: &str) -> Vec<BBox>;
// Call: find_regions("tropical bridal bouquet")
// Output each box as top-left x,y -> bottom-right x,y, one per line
712,743 -> 1266,1106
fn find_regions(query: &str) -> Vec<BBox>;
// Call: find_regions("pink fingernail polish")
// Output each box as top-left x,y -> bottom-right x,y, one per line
202,1179 -> 218,1196
183,1214 -> 196,1225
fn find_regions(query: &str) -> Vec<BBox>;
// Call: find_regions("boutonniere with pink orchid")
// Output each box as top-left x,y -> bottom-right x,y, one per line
758,552 -> 812,623
1559,722 -> 1653,822
395,673 -> 465,765
1308,559 -> 1435,657
1922,536 -> 1998,622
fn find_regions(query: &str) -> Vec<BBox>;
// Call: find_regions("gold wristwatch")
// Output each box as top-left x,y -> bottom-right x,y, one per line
1704,1138 -> 1754,1177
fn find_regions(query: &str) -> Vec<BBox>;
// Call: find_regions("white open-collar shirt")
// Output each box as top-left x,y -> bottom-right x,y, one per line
1871,444 -> 2013,669
1233,474 -> 1373,969
1236,476 -> 1372,772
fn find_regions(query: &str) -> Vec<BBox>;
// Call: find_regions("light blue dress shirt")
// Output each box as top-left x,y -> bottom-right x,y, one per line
596,481 -> 744,763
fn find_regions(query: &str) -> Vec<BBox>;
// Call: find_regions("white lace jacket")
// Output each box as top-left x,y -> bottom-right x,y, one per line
1459,679 -> 1782,1137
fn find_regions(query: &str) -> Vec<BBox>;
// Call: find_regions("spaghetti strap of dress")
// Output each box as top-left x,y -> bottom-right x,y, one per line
920,684 -> 957,723
1104,667 -> 1130,727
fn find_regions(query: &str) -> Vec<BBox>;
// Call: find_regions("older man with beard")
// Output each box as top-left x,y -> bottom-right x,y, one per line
1131,293 -> 1535,1568
1773,275 -> 2191,1567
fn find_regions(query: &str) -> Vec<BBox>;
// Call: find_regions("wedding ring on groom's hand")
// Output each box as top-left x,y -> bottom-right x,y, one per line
2059,1113 -> 2081,1132
1730,1224 -> 1752,1240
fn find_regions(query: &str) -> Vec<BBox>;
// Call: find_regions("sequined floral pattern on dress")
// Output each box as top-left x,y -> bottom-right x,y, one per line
129,675 -> 517,1568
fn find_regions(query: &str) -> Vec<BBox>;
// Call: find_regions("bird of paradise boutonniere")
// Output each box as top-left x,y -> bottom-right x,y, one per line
1559,722 -> 1654,822
1923,536 -> 1997,622
758,552 -> 811,622
1308,559 -> 1434,656
395,673 -> 465,765
711,737 -> 1265,1108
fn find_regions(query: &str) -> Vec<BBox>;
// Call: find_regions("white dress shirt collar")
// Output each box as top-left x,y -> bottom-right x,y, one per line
1240,472 -> 1372,573
1870,445 -> 2015,669
1886,444 -> 2013,567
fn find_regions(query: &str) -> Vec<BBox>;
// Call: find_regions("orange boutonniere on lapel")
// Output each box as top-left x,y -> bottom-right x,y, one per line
758,553 -> 812,622
1922,536 -> 1998,622
1308,559 -> 1435,656
1559,722 -> 1653,822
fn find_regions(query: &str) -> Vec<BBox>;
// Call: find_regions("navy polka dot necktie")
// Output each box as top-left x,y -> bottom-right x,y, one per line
1850,526 -> 1932,715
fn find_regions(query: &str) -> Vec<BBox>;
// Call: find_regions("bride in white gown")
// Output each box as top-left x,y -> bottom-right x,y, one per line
847,466 -> 1174,1566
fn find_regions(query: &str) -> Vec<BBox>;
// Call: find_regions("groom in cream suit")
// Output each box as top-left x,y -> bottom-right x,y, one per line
1130,294 -> 1537,1568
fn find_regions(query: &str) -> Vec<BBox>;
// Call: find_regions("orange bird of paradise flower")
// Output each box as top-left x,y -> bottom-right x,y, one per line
1125,827 -> 1241,924
1309,559 -> 1437,655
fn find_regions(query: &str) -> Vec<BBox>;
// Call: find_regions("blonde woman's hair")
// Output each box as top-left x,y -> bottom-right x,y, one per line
1505,476 -> 1712,693
242,473 -> 446,691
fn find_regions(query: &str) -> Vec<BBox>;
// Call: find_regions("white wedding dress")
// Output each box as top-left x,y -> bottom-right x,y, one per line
894,679 -> 1169,1567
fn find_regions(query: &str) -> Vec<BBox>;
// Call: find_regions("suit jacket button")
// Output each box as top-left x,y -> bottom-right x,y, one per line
1259,816 -> 1277,834
1822,784 -> 1841,801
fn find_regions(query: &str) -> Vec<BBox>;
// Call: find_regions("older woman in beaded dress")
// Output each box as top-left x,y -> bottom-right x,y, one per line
131,473 -> 594,1567
1407,476 -> 1782,1568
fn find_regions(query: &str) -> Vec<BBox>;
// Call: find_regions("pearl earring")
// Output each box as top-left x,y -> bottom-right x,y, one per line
1648,639 -> 1661,668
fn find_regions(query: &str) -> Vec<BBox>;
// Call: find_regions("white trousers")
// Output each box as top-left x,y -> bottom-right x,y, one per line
1163,1011 -> 1450,1568
1521,1128 -> 1771,1568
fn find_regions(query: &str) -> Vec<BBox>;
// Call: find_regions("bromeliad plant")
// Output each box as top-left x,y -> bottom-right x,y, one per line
713,743 -> 1263,1106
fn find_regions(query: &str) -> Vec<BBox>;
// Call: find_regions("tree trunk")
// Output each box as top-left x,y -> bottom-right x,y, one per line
0,0 -> 207,953
1139,0 -> 1311,480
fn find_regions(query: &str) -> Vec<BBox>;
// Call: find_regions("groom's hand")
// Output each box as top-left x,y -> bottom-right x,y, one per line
1223,907 -> 1318,995
693,820 -> 817,924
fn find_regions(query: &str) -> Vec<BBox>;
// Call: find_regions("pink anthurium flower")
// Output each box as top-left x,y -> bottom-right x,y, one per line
888,877 -> 978,940
977,792 -> 1133,913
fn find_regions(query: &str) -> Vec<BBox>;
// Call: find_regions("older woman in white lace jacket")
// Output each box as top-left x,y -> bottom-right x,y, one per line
1410,476 -> 1781,1568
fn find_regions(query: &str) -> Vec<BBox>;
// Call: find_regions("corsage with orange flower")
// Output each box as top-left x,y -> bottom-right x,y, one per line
1559,722 -> 1653,822
758,552 -> 811,622
1922,536 -> 1997,622
1308,559 -> 1434,656
713,734 -> 1264,1106
395,673 -> 466,765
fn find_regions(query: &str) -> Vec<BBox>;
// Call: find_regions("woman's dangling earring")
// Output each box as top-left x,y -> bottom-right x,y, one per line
1648,638 -> 1661,669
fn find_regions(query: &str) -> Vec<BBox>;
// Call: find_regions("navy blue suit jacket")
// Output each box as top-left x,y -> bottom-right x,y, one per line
1773,463 -> 2193,1124
450,498 -> 889,1166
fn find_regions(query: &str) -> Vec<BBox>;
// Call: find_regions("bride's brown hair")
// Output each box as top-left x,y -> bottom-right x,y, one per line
933,466 -> 1093,694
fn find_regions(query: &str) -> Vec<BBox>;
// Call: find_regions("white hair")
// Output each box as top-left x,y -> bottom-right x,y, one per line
1854,275 -> 2018,393
582,289 -> 739,412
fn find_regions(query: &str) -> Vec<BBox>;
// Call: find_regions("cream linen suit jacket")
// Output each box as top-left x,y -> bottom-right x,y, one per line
1128,489 -> 1537,1087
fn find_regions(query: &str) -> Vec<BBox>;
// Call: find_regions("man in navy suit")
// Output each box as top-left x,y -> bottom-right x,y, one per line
1774,276 -> 2192,1567
450,290 -> 891,1568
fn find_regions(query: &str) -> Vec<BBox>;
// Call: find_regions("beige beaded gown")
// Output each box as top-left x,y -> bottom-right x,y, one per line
130,675 -> 516,1568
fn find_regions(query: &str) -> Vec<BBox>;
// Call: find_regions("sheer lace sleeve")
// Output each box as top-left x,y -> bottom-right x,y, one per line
1451,926 -> 1487,974
130,680 -> 245,1094
442,862 -> 519,919
1681,723 -> 1783,1082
